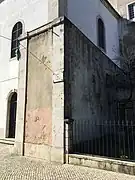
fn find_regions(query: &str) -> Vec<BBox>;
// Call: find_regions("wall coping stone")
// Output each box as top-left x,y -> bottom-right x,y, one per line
69,154 -> 135,175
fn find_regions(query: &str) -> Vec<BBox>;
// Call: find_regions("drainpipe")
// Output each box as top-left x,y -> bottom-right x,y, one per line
22,32 -> 29,156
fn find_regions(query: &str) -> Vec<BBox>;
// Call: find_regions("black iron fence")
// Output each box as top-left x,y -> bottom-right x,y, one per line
72,119 -> 135,161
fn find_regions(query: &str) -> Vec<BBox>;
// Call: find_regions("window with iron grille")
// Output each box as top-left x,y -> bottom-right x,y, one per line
128,3 -> 135,20
97,18 -> 106,52
11,22 -> 22,58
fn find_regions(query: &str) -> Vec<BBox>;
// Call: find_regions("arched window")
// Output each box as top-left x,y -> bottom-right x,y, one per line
11,22 -> 22,58
7,92 -> 17,138
97,18 -> 106,52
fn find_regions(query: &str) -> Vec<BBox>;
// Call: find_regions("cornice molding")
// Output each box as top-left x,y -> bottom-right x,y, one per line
100,0 -> 121,19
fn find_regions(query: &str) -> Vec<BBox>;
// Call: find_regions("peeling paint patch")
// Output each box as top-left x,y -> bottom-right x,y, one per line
25,108 -> 52,145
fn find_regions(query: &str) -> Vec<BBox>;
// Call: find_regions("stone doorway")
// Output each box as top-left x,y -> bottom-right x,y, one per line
7,92 -> 17,138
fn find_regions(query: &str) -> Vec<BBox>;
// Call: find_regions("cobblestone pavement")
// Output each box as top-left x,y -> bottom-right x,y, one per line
0,145 -> 135,180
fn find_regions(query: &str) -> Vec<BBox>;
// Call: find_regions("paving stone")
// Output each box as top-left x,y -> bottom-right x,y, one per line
0,145 -> 135,179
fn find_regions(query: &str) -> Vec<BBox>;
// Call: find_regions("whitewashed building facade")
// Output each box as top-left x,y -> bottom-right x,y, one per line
0,0 -> 48,138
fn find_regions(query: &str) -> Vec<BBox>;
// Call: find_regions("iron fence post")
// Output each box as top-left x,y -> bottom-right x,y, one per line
64,118 -> 74,163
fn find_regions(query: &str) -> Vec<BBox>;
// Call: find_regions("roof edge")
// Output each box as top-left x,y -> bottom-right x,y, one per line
100,0 -> 121,19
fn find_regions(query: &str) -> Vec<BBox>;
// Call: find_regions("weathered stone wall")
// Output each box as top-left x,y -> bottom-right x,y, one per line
16,17 -> 65,163
64,18 -> 124,143
25,31 -> 52,145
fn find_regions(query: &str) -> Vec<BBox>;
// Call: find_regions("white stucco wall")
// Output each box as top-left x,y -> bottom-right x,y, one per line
67,0 -> 120,61
0,0 -> 48,138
